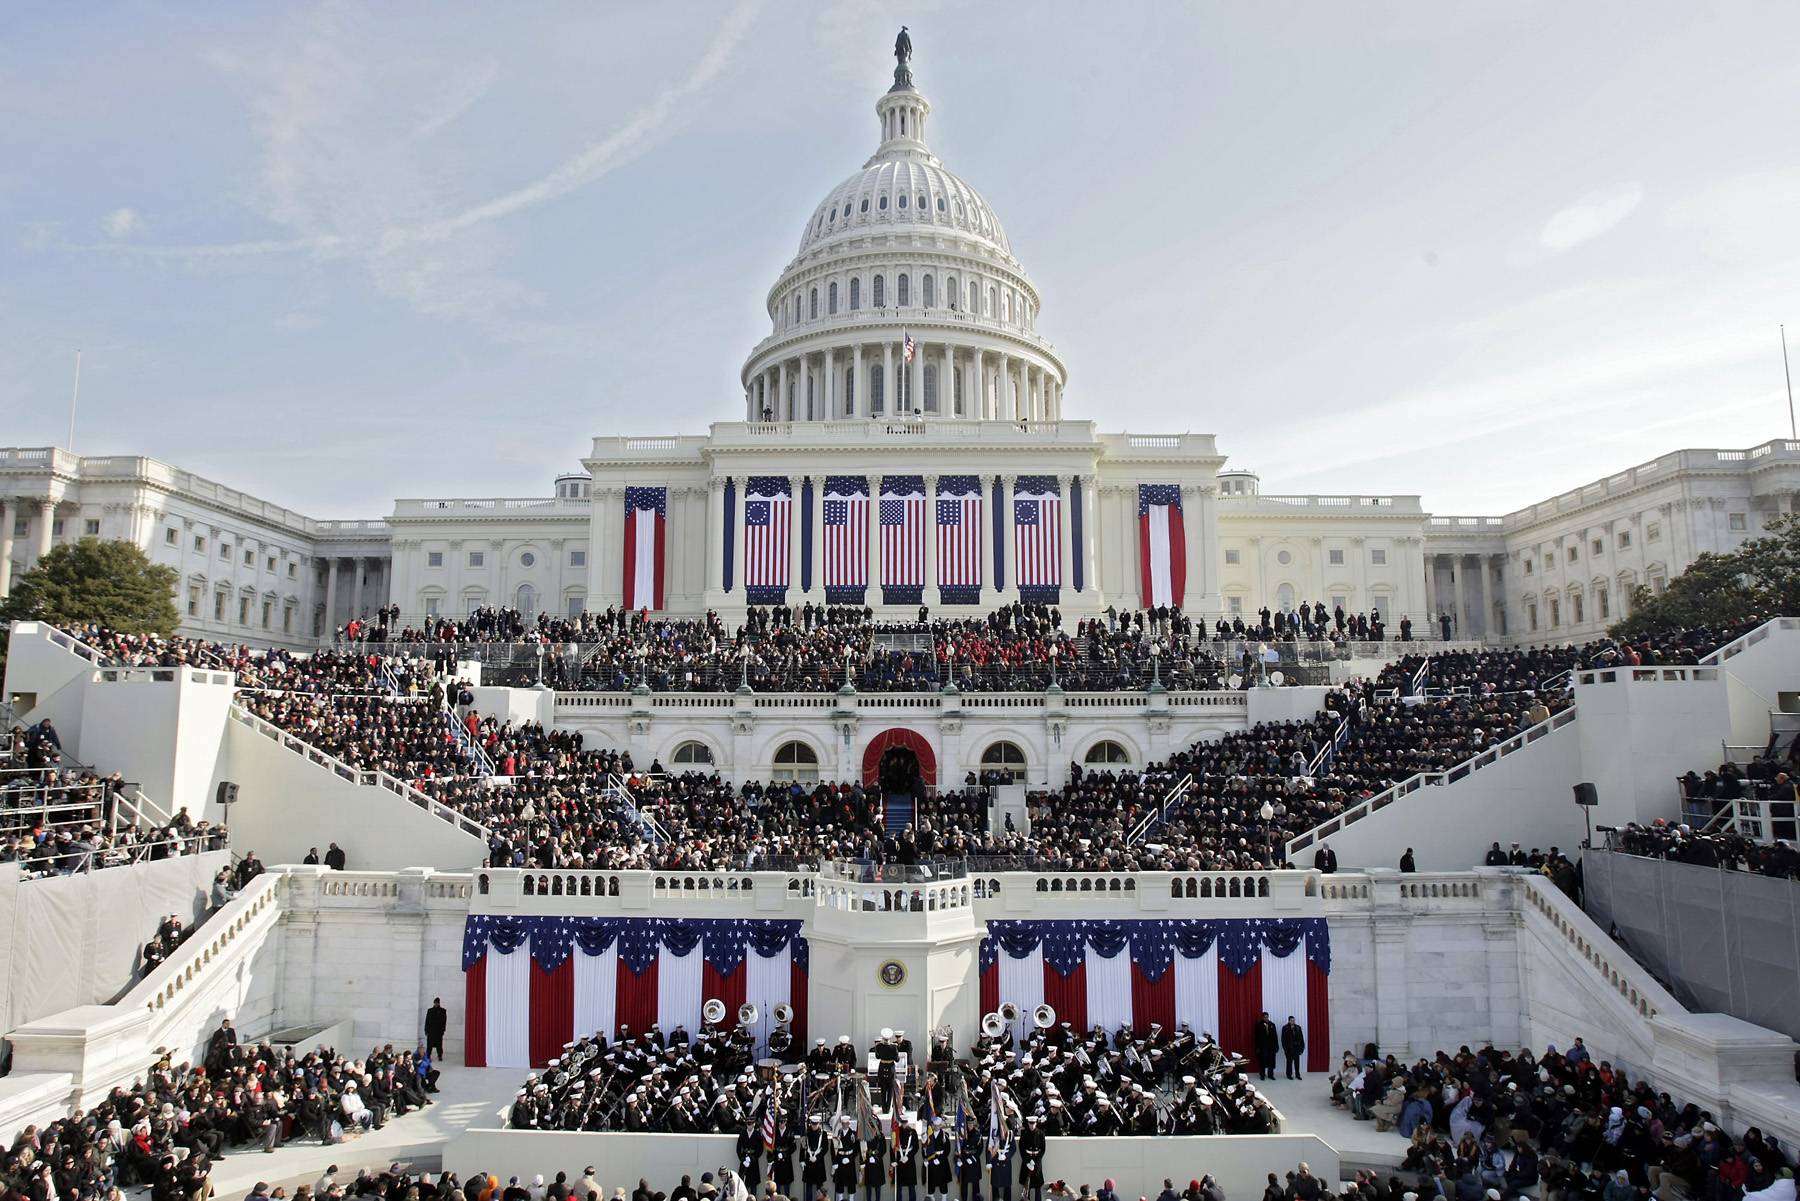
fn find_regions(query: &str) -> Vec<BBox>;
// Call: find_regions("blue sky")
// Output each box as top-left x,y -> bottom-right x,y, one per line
4,2 -> 1798,518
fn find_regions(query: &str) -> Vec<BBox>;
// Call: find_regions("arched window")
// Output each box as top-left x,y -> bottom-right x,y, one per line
879,194 -> 889,211
981,741 -> 1027,784
671,741 -> 714,766
772,740 -> 819,782
1002,292 -> 1011,322
806,374 -> 815,421
515,583 -> 537,615
828,281 -> 839,315
923,274 -> 935,308
987,286 -> 997,315
968,280 -> 979,312
809,288 -> 818,320
860,198 -> 869,214
850,277 -> 861,310
874,275 -> 886,307
897,274 -> 910,307
1084,740 -> 1132,766
946,276 -> 958,310
871,365 -> 884,414
953,368 -> 963,415
898,193 -> 908,209
923,364 -> 938,413
844,367 -> 855,416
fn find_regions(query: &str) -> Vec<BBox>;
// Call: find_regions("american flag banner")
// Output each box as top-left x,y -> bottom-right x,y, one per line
743,476 -> 792,602
463,916 -> 809,1068
880,475 -> 926,604
622,486 -> 666,611
904,331 -> 915,362
823,476 -> 870,602
1012,475 -> 1063,596
936,475 -> 983,604
1138,484 -> 1186,609
978,918 -> 1331,1074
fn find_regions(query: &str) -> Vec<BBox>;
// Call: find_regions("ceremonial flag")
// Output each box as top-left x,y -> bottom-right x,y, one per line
936,477 -> 982,599
880,476 -> 926,599
904,332 -> 915,362
1012,476 -> 1062,592
977,918 -> 1331,1074
823,477 -> 870,599
462,916 -> 809,1068
622,487 -> 666,611
763,1086 -> 779,1154
744,477 -> 792,598
1138,484 -> 1186,609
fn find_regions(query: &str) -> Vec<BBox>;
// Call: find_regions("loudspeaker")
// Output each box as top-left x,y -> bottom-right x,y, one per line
1572,781 -> 1598,808
216,780 -> 240,807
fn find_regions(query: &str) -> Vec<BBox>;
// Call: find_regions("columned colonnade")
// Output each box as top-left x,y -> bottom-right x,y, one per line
0,495 -> 58,599
1429,552 -> 1506,639
747,337 -> 1064,422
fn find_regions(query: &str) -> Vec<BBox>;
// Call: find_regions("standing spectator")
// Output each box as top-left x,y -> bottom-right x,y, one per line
425,997 -> 448,1059
1281,1016 -> 1306,1080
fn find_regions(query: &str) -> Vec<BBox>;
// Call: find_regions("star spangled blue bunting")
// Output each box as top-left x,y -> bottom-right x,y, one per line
823,476 -> 869,497
1139,484 -> 1182,515
881,474 -> 924,496
746,476 -> 790,498
625,486 -> 667,517
979,918 -> 1329,980
463,916 -> 806,975
937,475 -> 981,497
1014,475 -> 1060,496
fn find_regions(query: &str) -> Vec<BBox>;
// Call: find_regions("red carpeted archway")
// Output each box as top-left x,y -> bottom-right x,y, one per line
861,727 -> 937,789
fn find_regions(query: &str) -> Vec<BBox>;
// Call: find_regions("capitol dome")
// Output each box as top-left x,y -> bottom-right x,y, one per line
740,38 -> 1066,425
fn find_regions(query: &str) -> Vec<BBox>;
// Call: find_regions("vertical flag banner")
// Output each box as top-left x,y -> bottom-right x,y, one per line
622,487 -> 667,611
978,918 -> 1330,1074
463,916 -> 810,1068
723,478 -> 736,594
880,475 -> 926,606
1138,484 -> 1186,609
1013,475 -> 1063,601
743,476 -> 792,603
823,476 -> 870,604
936,475 -> 983,606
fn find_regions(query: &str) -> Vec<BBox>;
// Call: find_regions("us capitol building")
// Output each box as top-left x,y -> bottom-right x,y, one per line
3,45 -> 1798,651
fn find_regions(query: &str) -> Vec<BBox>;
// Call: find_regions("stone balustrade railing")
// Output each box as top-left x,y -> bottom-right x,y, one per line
1517,870 -> 1677,1022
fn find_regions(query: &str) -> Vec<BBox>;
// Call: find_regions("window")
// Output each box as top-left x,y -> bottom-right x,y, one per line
897,274 -> 910,306
1597,587 -> 1610,620
1084,740 -> 1131,765
187,584 -> 201,617
1572,593 -> 1584,624
261,600 -> 272,629
1592,539 -> 1604,557
1524,559 -> 1533,575
808,288 -> 818,319
873,276 -> 886,307
428,551 -> 444,568
283,606 -> 293,633
1567,545 -> 1579,562
520,551 -> 536,568
194,535 -> 206,553
1276,549 -> 1292,566
219,543 -> 231,560
1224,548 -> 1241,565
570,550 -> 586,568
1328,548 -> 1344,566
566,594 -> 584,617
988,286 -> 997,315
845,367 -> 855,415
947,275 -> 958,310
968,280 -> 978,311
1528,603 -> 1538,632
980,741 -> 1028,784
267,555 -> 277,572
214,590 -> 227,621
288,562 -> 297,578
242,548 -> 254,566
1730,513 -> 1747,531
1228,596 -> 1243,614
923,364 -> 938,412
1543,553 -> 1553,571
937,196 -> 945,211
871,365 -> 884,414
424,597 -> 441,618
1618,530 -> 1632,550
772,740 -> 820,782
83,518 -> 100,536
916,193 -> 926,210
923,274 -> 934,308
671,740 -> 714,766
878,194 -> 888,211
468,551 -> 484,568
1647,522 -> 1661,543
897,193 -> 907,209
1550,599 -> 1561,627
1331,595 -> 1347,613
828,282 -> 838,315
1370,548 -> 1387,565
165,528 -> 179,546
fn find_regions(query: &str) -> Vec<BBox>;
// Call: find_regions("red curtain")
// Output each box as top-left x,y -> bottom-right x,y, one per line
1042,964 -> 1087,1034
1217,960 -> 1263,1070
789,960 -> 809,1048
616,958 -> 660,1039
860,727 -> 937,787
980,961 -> 999,1017
1306,959 -> 1331,1073
529,958 -> 574,1068
703,962 -> 747,1022
464,955 -> 487,1068
1130,963 -> 1175,1034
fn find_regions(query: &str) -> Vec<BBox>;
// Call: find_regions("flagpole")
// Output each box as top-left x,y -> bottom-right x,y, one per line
67,349 -> 82,451
1778,324 -> 1792,441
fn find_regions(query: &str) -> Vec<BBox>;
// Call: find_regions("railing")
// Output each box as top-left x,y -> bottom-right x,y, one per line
1285,706 -> 1580,857
605,772 -> 670,844
1307,713 -> 1351,777
445,710 -> 496,778
228,705 -> 492,840
1517,871 -> 1678,1021
1127,773 -> 1193,845
1698,617 -> 1800,666
122,871 -> 284,1038
1575,665 -> 1721,686
38,623 -> 114,666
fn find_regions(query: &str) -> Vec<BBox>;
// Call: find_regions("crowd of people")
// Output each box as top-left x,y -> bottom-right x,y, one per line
0,1022 -> 441,1201
1608,821 -> 1800,880
1334,1039 -> 1793,1201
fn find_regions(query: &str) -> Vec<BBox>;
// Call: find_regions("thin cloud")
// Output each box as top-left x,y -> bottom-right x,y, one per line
1539,184 -> 1644,253
102,207 -> 141,238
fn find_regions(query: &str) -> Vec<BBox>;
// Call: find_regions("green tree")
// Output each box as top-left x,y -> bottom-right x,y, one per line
1609,512 -> 1800,640
0,538 -> 179,635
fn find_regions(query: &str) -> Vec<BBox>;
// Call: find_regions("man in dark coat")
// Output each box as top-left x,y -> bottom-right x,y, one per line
801,1115 -> 831,1197
893,1120 -> 919,1201
1252,1013 -> 1280,1081
1312,843 -> 1338,874
424,998 -> 448,1059
1281,1017 -> 1306,1080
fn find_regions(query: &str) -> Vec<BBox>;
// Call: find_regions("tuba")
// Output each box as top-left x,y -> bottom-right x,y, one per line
738,1002 -> 761,1027
981,1012 -> 1005,1039
1033,1004 -> 1056,1029
772,1002 -> 795,1026
999,1002 -> 1021,1024
702,998 -> 727,1025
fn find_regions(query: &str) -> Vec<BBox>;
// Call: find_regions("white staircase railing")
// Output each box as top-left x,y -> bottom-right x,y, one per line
1697,616 -> 1800,666
605,772 -> 669,844
445,709 -> 496,777
1284,706 -> 1580,858
1127,773 -> 1194,845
